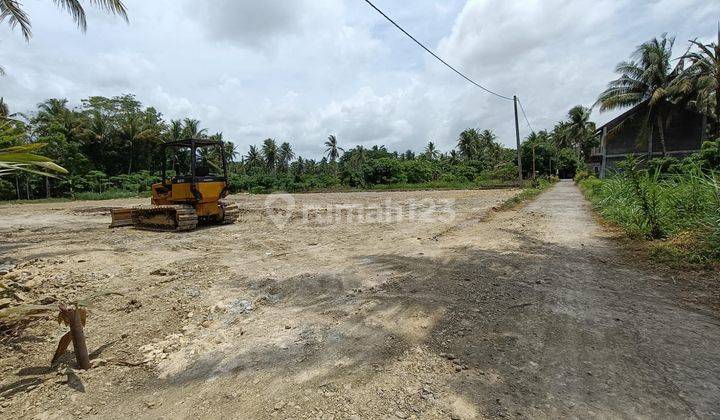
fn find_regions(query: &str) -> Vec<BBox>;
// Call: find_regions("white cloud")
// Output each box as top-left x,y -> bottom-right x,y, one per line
0,0 -> 718,159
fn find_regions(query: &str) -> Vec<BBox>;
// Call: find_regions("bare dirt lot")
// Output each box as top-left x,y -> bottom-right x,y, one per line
1,182 -> 719,419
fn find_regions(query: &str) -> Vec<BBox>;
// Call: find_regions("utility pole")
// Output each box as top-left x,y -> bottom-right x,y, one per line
513,95 -> 522,181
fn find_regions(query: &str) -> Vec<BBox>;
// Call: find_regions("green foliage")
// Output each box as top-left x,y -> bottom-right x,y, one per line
0,178 -> 15,200
2,94 -> 525,200
579,157 -> 720,264
700,139 -> 720,169
498,177 -> 556,210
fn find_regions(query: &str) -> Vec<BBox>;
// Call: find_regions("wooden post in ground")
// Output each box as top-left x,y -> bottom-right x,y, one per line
59,304 -> 91,369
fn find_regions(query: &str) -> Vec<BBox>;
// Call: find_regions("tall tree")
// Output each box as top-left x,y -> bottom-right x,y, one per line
596,34 -> 684,155
262,138 -> 278,172
166,119 -> 183,142
565,105 -> 597,159
278,142 -> 294,171
324,134 -> 343,162
424,141 -> 439,160
673,29 -> 720,135
182,118 -> 206,139
245,145 -> 261,170
457,129 -> 480,159
118,112 -> 154,174
0,98 -> 8,118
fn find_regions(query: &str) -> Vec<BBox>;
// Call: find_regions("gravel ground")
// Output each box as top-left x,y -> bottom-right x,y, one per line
0,183 -> 718,419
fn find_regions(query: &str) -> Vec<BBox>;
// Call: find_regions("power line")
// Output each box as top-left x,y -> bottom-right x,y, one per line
363,0 -> 513,101
517,97 -> 534,133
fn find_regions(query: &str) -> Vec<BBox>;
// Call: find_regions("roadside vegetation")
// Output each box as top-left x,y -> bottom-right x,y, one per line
573,30 -> 720,267
577,143 -> 720,266
498,177 -> 558,210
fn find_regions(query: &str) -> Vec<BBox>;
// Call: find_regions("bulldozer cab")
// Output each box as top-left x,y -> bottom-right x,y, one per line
154,139 -> 230,206
162,138 -> 228,186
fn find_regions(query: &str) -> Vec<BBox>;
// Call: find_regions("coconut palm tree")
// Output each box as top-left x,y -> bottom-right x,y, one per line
424,141 -> 439,160
182,118 -> 207,139
457,129 -> 480,159
78,109 -> 110,171
0,0 -> 128,41
224,141 -> 237,164
262,138 -> 278,172
118,112 -> 154,174
565,105 -> 597,159
324,135 -> 343,162
245,145 -> 261,170
596,34 -> 684,156
166,119 -> 183,142
278,142 -> 294,171
0,98 -> 8,118
673,29 -> 720,134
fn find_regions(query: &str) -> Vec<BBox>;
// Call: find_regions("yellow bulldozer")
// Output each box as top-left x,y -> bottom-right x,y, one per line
110,138 -> 239,231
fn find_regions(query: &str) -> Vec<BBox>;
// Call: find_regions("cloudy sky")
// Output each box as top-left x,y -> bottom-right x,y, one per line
1,0 -> 718,158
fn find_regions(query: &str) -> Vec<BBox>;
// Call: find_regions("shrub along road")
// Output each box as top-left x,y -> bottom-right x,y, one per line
0,183 -> 718,418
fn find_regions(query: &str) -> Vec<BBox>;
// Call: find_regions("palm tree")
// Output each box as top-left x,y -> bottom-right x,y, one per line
0,0 -> 128,41
166,119 -> 183,142
596,34 -> 684,156
78,109 -> 110,171
0,98 -> 8,118
182,118 -> 207,139
262,138 -> 278,172
118,112 -> 154,173
551,121 -> 572,149
424,141 -> 439,160
565,105 -> 596,158
324,134 -> 343,162
448,149 -> 460,164
278,142 -> 294,171
224,141 -> 237,164
673,28 -> 720,135
348,145 -> 367,169
245,145 -> 261,170
457,129 -> 479,159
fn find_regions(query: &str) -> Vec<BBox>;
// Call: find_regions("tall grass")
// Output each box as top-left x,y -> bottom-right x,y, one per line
579,159 -> 720,264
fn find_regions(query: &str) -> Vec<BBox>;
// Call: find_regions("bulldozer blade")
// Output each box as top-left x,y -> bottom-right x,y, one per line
109,208 -> 134,228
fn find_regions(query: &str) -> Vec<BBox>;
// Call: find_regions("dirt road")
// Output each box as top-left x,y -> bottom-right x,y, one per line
1,182 -> 718,419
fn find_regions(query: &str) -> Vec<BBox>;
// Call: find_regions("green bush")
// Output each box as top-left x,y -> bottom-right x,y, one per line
578,156 -> 719,264
362,158 -> 407,185
574,170 -> 592,183
0,179 -> 16,200
402,160 -> 434,184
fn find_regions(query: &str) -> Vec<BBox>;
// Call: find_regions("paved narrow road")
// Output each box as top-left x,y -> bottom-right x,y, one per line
467,180 -> 720,418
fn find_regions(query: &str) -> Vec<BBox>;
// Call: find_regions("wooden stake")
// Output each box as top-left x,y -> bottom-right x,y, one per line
59,304 -> 91,370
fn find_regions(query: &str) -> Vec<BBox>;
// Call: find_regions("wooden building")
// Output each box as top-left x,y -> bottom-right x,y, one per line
589,101 -> 706,178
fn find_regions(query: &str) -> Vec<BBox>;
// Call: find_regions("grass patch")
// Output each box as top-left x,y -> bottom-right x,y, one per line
368,179 -> 518,192
577,162 -> 720,267
497,178 -> 555,210
0,189 -> 151,205
73,189 -> 150,200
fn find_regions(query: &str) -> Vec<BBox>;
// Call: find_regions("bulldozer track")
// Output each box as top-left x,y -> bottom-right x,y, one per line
131,204 -> 198,232
219,200 -> 240,224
